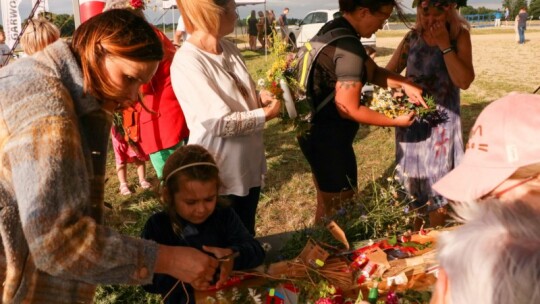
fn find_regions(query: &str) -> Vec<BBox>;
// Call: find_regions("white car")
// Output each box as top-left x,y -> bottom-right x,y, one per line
287,9 -> 376,49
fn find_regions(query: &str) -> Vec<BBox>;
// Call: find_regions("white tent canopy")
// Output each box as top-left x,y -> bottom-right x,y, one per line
235,0 -> 266,6
165,0 -> 266,9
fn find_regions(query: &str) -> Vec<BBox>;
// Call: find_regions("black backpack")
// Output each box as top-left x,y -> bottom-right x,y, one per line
293,27 -> 358,118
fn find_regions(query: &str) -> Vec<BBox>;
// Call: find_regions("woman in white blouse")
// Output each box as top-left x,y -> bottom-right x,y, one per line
171,0 -> 281,236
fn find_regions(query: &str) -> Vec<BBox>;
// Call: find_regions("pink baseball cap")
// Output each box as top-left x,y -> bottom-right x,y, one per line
433,93 -> 540,202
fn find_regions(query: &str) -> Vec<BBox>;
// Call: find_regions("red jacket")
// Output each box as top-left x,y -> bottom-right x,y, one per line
138,27 -> 189,154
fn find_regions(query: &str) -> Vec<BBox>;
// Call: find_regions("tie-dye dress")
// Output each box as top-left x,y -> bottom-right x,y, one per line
395,30 -> 464,212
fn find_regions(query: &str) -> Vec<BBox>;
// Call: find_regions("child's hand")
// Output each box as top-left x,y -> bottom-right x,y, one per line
202,245 -> 236,289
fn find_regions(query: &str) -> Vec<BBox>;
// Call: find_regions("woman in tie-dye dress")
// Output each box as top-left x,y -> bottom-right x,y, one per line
386,0 -> 474,227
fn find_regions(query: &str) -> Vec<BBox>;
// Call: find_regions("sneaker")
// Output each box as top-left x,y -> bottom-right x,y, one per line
119,183 -> 132,195
140,180 -> 152,189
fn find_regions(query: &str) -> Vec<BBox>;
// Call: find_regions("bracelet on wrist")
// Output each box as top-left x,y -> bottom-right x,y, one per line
441,47 -> 454,55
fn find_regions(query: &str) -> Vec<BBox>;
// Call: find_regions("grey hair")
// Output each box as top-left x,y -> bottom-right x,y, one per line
437,200 -> 540,304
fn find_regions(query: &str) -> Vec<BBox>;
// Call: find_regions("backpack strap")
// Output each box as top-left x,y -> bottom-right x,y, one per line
315,91 -> 335,113
303,28 -> 358,114
299,28 -> 357,88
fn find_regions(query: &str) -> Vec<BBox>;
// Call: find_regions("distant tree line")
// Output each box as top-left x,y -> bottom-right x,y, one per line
529,0 -> 540,19
0,12 -> 75,38
49,13 -> 75,37
25,12 -> 75,37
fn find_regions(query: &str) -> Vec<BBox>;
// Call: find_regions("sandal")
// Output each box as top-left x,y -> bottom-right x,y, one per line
140,180 -> 152,189
119,183 -> 132,195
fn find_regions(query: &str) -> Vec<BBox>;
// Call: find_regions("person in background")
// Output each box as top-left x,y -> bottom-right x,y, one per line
504,6 -> 510,26
248,10 -> 258,50
19,17 -> 60,55
171,0 -> 281,236
256,10 -> 266,49
268,9 -> 276,26
514,14 -> 520,42
0,31 -> 11,67
142,144 -> 265,303
111,109 -> 152,195
174,14 -> 189,48
0,9 -> 217,303
278,7 -> 290,42
266,10 -> 276,47
433,93 -> 540,204
385,0 -> 474,229
104,0 -> 190,181
494,9 -> 501,27
383,19 -> 391,30
297,0 -> 426,223
430,199 -> 540,304
517,7 -> 528,44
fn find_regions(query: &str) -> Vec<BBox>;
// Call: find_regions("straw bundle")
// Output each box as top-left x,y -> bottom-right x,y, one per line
318,256 -> 354,290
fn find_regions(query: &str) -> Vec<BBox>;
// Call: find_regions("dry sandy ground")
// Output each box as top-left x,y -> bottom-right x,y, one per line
375,30 -> 540,102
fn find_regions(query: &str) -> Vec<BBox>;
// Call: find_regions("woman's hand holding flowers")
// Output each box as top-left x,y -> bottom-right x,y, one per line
362,86 -> 442,125
393,112 -> 416,127
260,90 -> 281,120
259,89 -> 275,106
401,81 -> 427,108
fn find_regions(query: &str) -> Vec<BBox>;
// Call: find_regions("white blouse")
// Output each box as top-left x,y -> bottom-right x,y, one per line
171,39 -> 267,196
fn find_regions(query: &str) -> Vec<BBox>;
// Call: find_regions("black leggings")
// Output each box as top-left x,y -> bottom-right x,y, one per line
224,186 -> 261,236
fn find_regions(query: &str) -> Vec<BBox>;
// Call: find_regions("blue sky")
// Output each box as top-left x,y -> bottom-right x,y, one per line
3,0 -> 501,25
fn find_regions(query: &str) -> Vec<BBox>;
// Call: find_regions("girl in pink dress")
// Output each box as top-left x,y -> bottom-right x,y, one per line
111,109 -> 151,195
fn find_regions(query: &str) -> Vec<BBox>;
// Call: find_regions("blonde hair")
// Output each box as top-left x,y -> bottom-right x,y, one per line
177,0 -> 229,36
20,18 -> 60,55
509,163 -> 540,179
415,5 -> 470,40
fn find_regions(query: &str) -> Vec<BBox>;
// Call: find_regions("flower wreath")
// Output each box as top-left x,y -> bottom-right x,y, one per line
412,0 -> 467,10
129,0 -> 145,10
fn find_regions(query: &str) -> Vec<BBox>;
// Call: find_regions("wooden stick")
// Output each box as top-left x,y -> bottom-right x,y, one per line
326,220 -> 350,249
